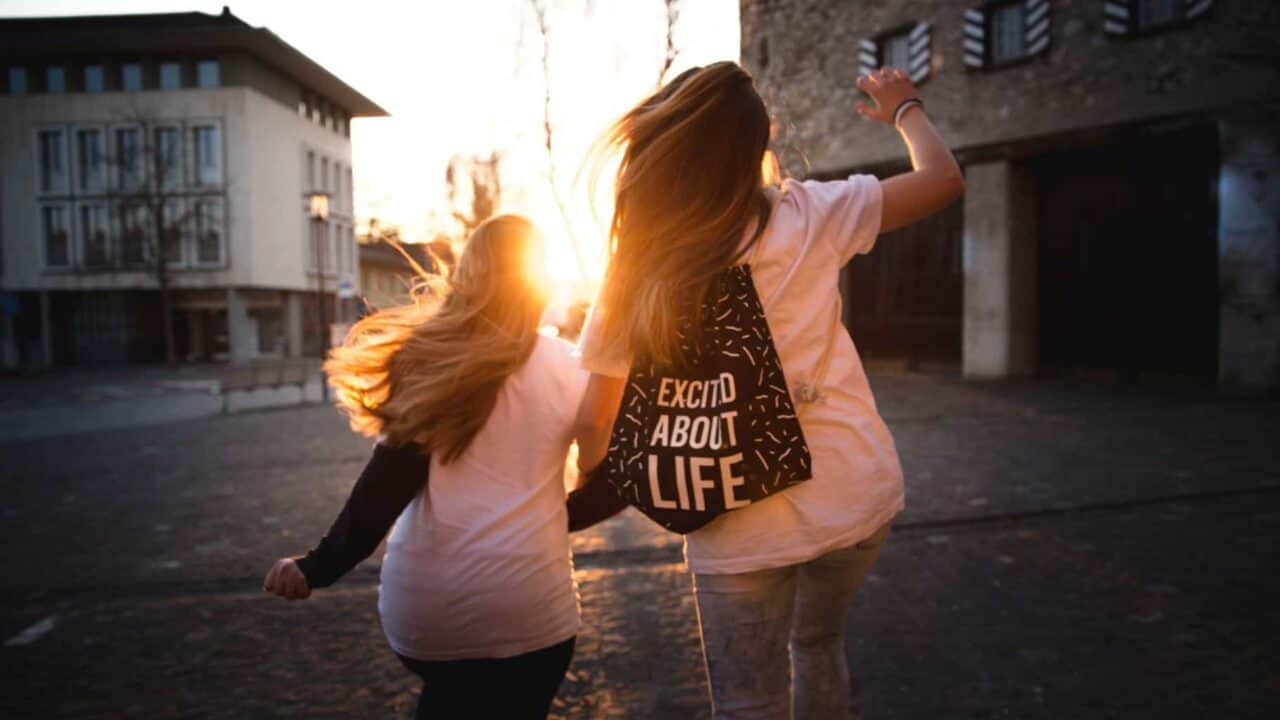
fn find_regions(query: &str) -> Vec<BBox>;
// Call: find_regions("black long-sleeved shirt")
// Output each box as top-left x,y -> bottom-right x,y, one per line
293,446 -> 627,589
294,442 -> 430,589
566,464 -> 628,531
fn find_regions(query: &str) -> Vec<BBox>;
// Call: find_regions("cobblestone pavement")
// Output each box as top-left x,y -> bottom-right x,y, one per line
1,375 -> 1277,718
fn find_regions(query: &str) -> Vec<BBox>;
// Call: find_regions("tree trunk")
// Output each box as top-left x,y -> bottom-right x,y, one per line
154,205 -> 177,365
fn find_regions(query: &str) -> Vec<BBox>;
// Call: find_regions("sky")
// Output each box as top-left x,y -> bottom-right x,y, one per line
0,0 -> 740,290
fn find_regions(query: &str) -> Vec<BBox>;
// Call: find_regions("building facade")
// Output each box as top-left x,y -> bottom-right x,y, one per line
358,240 -> 438,312
741,0 -> 1280,390
0,8 -> 387,368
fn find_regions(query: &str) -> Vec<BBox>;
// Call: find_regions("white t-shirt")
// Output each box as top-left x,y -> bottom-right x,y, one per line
578,174 -> 905,575
378,334 -> 588,660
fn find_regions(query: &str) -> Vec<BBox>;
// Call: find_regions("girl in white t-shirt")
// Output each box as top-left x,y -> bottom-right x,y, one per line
571,63 -> 964,718
263,215 -> 587,719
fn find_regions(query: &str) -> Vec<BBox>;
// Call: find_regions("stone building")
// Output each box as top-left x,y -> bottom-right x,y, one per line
741,0 -> 1280,390
0,8 -> 387,369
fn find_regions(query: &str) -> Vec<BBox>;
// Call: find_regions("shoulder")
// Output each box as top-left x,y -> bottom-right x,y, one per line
775,175 -> 880,217
532,333 -> 583,374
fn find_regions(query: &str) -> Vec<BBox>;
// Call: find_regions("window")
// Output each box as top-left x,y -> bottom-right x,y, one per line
84,65 -> 104,92
1105,0 -> 1209,36
79,204 -> 110,267
115,127 -> 143,189
346,226 -> 356,273
321,158 -> 330,193
964,1 -> 1050,70
46,66 -> 66,93
860,23 -> 932,84
161,199 -> 186,266
76,129 -> 105,192
8,67 -> 28,93
195,60 -> 220,88
119,204 -> 148,265
190,124 -> 222,186
306,150 -> 316,190
306,214 -> 318,271
153,126 -> 181,189
991,2 -> 1026,63
159,62 -> 181,89
38,129 -> 67,194
327,222 -> 337,273
346,168 -> 353,209
1138,0 -> 1182,30
42,205 -> 70,268
121,63 -> 143,91
333,165 -> 343,211
881,31 -> 912,72
194,198 -> 224,265
334,224 -> 345,272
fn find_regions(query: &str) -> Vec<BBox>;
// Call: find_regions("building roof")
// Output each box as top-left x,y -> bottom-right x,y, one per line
358,240 -> 437,273
0,6 -> 388,116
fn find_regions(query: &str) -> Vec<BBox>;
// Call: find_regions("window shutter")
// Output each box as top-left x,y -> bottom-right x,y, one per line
858,37 -> 878,77
1184,0 -> 1213,19
1024,0 -> 1051,57
907,22 -> 932,83
1104,0 -> 1132,35
963,7 -> 988,68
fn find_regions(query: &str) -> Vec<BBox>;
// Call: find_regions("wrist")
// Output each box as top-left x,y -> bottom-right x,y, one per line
892,98 -> 925,129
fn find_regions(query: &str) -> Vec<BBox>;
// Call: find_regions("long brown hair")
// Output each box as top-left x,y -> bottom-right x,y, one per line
325,214 -> 547,463
590,62 -> 773,366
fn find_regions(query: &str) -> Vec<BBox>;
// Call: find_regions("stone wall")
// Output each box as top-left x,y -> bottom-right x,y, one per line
1217,102 -> 1280,391
740,0 -> 1280,176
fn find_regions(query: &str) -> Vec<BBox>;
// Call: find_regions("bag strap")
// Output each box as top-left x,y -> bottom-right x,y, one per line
744,187 -> 840,405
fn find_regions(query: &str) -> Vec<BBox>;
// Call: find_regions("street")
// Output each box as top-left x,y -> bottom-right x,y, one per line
1,374 -> 1277,718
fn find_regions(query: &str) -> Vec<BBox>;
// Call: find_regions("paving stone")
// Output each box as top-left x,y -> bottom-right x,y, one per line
1,374 -> 1277,718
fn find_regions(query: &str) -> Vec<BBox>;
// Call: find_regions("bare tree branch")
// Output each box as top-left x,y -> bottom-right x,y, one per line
657,0 -> 680,89
95,101 -> 230,364
445,151 -> 502,238
527,0 -> 588,281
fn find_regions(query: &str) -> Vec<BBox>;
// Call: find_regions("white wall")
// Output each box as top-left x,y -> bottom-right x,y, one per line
0,85 -> 355,294
241,90 -> 354,292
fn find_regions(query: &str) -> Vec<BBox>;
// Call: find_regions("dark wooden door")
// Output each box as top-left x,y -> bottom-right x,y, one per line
1032,121 -> 1218,383
844,197 -> 964,367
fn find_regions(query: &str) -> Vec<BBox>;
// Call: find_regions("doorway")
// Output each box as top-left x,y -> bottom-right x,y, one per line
1031,121 -> 1219,383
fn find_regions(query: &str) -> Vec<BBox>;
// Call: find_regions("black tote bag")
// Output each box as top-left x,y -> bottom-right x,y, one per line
599,262 -> 814,534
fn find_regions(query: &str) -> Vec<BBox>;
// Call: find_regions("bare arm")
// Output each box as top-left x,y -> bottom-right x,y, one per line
855,67 -> 964,234
572,372 -> 626,479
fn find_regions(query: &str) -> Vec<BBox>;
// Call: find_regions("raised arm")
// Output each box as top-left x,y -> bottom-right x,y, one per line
855,66 -> 964,234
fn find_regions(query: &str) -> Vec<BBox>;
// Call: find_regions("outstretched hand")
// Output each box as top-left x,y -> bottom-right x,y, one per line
854,67 -> 920,125
263,557 -> 312,600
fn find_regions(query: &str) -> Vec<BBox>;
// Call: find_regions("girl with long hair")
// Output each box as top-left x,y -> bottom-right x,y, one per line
263,215 -> 587,719
569,62 -> 964,717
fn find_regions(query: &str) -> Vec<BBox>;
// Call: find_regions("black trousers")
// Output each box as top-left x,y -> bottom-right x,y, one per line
396,636 -> 575,720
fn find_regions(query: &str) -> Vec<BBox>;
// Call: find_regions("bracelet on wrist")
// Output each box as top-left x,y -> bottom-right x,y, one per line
893,98 -> 925,128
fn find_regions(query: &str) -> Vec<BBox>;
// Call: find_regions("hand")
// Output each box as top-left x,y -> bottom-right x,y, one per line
263,557 -> 312,600
854,67 -> 920,125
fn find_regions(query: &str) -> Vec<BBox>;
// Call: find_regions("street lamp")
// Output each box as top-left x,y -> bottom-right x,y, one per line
308,191 -> 330,401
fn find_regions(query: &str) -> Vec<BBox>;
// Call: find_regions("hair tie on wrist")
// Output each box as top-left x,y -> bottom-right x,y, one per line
893,98 -> 924,128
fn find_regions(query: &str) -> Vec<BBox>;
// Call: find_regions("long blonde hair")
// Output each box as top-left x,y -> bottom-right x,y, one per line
325,214 -> 546,463
590,62 -> 773,367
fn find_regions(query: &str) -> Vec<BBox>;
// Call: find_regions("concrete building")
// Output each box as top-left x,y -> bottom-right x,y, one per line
741,0 -> 1280,391
0,8 -> 387,368
357,240 -> 437,312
